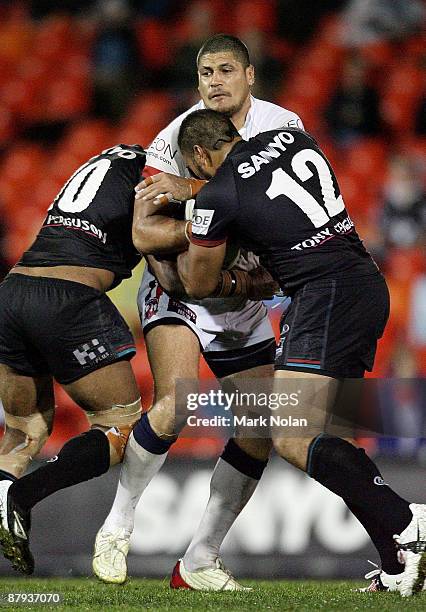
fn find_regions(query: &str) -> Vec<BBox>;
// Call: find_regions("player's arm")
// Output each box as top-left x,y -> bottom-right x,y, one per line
135,172 -> 207,205
132,189 -> 188,255
178,243 -> 280,300
132,120 -> 197,253
178,242 -> 226,299
177,169 -> 281,300
145,255 -> 186,298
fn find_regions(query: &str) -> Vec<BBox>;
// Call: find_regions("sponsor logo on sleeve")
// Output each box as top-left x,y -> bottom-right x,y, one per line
191,209 -> 215,235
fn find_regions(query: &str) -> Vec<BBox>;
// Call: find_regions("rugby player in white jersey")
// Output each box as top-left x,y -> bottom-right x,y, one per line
93,34 -> 303,590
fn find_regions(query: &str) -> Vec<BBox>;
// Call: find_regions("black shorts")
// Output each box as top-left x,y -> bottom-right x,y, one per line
0,274 -> 136,384
275,273 -> 390,378
204,338 -> 276,378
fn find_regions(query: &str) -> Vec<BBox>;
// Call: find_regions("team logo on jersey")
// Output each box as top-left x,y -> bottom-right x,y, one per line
167,299 -> 196,324
73,339 -> 108,365
149,137 -> 177,160
192,209 -> 215,235
144,281 -> 163,320
373,476 -> 388,486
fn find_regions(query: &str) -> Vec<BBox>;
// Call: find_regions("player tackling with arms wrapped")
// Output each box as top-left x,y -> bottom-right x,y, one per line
93,34 -> 303,590
0,145 -> 146,574
174,109 -> 426,597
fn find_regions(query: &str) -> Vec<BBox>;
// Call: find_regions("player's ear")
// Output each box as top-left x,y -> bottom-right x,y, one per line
194,145 -> 209,165
247,65 -> 255,87
193,144 -> 203,161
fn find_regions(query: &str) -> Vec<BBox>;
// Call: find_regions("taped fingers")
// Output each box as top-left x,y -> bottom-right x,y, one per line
142,175 -> 154,187
153,192 -> 173,206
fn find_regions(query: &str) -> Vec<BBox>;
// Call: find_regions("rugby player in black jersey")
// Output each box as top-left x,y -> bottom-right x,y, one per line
0,145 -> 148,574
0,141 -> 274,576
173,110 -> 426,597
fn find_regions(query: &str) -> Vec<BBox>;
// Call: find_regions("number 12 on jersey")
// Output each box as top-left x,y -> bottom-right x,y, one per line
266,148 -> 345,228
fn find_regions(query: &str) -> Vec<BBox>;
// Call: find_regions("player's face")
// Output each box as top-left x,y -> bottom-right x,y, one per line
197,52 -> 254,118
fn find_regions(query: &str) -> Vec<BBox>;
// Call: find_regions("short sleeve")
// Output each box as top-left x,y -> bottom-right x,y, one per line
279,110 -> 304,131
190,162 -> 239,247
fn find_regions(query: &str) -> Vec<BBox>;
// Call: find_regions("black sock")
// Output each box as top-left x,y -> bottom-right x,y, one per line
307,434 -> 412,575
221,438 -> 268,480
10,429 -> 110,512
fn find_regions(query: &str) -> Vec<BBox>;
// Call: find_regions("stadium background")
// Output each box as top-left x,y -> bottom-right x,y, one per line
0,0 -> 424,578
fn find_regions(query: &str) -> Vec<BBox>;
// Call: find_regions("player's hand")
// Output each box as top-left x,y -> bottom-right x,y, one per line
247,266 -> 281,300
135,173 -> 192,205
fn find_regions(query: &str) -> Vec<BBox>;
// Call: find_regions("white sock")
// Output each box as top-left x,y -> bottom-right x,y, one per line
183,458 -> 259,571
102,432 -> 167,535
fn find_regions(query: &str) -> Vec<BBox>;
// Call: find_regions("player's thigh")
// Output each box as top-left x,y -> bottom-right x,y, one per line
271,369 -> 340,469
0,364 -> 54,419
63,360 -> 140,412
145,323 -> 201,401
63,362 -> 141,465
144,323 -> 201,433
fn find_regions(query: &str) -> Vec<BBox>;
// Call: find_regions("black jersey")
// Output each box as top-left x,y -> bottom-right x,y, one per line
19,144 -> 146,289
191,129 -> 377,293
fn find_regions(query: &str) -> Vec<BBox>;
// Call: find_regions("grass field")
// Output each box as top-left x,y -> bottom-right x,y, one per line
0,578 -> 425,611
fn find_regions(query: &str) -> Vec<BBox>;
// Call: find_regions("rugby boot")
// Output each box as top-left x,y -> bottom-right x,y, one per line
0,480 -> 33,574
394,503 -> 426,596
170,557 -> 251,591
357,561 -> 404,592
93,525 -> 130,584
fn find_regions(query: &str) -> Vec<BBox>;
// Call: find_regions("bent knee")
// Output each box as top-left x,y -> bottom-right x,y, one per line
272,436 -> 311,470
0,410 -> 54,476
87,398 -> 142,463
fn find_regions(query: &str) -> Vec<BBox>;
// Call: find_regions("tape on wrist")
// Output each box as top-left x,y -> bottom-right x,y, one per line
184,220 -> 192,243
188,178 -> 208,198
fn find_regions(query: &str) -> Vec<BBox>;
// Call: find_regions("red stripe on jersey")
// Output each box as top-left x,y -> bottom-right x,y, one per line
142,166 -> 162,178
190,237 -> 226,247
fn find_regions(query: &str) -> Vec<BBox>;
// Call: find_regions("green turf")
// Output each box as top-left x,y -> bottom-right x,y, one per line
0,578 -> 424,611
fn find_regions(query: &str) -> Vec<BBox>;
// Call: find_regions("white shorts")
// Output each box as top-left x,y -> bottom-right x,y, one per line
138,268 -> 274,353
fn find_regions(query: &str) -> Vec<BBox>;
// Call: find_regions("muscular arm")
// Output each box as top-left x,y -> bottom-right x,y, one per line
132,197 -> 188,255
145,255 -> 186,297
177,243 -> 226,299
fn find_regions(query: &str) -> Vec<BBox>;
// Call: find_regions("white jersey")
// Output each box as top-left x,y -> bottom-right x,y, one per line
145,95 -> 304,177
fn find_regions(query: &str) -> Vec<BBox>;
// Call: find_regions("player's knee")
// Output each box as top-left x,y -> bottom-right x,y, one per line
0,410 -> 53,476
87,398 -> 142,463
148,396 -> 182,437
273,436 -> 299,464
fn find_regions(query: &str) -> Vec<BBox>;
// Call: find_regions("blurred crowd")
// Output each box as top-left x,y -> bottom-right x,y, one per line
0,0 -> 424,456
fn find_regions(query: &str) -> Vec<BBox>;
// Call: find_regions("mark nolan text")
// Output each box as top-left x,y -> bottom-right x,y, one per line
187,415 -> 308,428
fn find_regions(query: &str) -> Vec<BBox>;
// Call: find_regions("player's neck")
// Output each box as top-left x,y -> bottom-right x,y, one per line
231,96 -> 251,131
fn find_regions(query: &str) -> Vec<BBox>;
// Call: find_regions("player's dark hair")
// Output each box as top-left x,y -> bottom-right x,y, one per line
197,34 -> 250,69
178,109 -> 240,155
